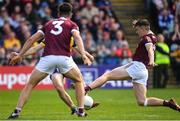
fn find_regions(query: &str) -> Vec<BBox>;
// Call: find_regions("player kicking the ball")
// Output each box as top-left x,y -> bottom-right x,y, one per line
8,2 -> 89,119
85,19 -> 180,112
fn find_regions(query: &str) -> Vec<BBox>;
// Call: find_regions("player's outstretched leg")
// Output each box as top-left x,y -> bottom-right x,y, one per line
85,66 -> 131,111
133,82 -> 180,112
51,73 -> 77,115
85,66 -> 131,94
8,69 -> 48,119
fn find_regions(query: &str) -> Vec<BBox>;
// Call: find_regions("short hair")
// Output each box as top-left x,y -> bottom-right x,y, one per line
58,2 -> 72,15
134,19 -> 150,27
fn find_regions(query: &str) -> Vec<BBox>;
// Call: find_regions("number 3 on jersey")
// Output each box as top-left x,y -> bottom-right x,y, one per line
50,21 -> 64,35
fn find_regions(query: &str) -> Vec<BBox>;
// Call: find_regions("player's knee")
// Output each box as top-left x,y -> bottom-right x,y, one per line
103,72 -> 111,80
137,99 -> 146,106
74,75 -> 84,83
137,100 -> 144,106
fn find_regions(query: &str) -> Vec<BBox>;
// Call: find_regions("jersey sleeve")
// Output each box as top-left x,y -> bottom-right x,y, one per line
37,25 -> 45,35
37,20 -> 52,35
71,22 -> 79,34
144,36 -> 153,46
144,35 -> 157,46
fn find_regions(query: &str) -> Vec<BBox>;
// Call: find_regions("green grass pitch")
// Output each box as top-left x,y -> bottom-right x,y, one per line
0,88 -> 180,120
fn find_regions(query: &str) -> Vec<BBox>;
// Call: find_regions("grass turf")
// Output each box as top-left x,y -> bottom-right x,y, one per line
0,88 -> 180,120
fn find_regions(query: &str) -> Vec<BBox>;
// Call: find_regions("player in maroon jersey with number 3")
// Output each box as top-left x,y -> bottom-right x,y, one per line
85,19 -> 180,112
8,3 -> 89,119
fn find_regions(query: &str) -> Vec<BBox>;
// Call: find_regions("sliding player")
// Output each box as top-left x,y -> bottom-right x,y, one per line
85,19 -> 180,112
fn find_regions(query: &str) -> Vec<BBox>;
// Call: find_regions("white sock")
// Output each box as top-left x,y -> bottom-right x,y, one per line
144,99 -> 148,106
78,107 -> 84,109
15,107 -> 21,113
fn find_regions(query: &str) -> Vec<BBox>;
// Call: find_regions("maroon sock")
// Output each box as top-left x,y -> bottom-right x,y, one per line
163,100 -> 169,107
78,108 -> 84,114
85,85 -> 92,93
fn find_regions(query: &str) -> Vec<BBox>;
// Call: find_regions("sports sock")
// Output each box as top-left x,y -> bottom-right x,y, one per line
85,85 -> 92,93
163,100 -> 169,107
77,107 -> 87,117
78,107 -> 84,114
13,107 -> 21,115
71,106 -> 77,115
144,99 -> 148,106
163,99 -> 180,111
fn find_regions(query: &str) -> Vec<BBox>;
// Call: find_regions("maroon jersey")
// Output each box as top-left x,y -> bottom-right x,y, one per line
133,33 -> 157,66
39,17 -> 79,57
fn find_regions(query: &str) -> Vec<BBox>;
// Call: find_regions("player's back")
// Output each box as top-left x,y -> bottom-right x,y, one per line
41,17 -> 79,57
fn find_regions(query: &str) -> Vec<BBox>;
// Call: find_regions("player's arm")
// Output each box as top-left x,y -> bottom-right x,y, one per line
72,31 -> 91,65
23,42 -> 45,57
9,32 -> 44,65
19,32 -> 44,57
72,31 -> 86,57
85,51 -> 94,62
73,47 -> 94,62
9,42 -> 45,60
145,38 -> 156,68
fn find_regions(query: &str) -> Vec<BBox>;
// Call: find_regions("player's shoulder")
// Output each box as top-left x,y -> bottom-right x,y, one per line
68,19 -> 78,27
59,17 -> 78,27
143,33 -> 157,44
70,20 -> 77,24
62,18 -> 77,26
44,19 -> 54,27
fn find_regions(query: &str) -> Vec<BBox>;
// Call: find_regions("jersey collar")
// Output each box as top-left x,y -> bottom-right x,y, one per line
59,17 -> 68,20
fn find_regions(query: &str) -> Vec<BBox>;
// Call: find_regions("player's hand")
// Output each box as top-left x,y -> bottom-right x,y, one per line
147,62 -> 157,69
9,54 -> 23,65
9,52 -> 19,59
82,55 -> 92,66
87,54 -> 94,62
85,51 -> 94,63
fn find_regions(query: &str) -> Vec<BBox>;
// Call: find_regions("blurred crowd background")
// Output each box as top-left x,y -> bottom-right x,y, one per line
148,0 -> 180,87
0,0 -> 132,66
0,0 -> 180,87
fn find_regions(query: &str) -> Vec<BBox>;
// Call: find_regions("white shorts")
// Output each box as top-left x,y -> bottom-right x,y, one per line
124,61 -> 148,86
35,55 -> 77,74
